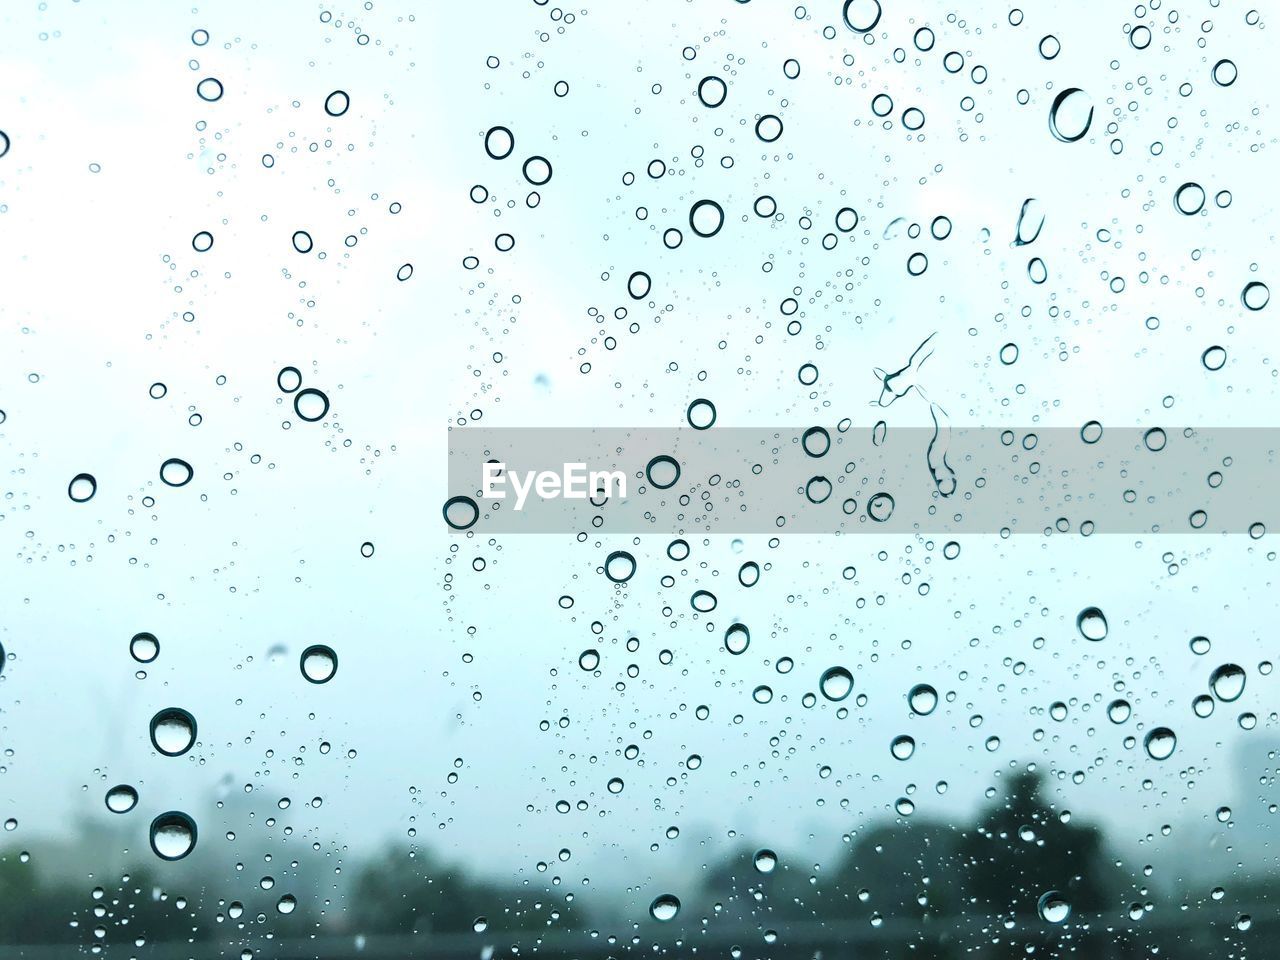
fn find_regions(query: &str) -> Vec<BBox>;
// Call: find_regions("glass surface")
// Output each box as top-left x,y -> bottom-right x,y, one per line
0,2 -> 1276,958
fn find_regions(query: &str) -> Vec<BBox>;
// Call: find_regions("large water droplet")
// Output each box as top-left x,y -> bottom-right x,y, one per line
483,125 -> 514,160
579,648 -> 600,671
443,495 -> 480,531
294,388 -> 330,422
646,455 -> 680,489
890,735 -> 916,760
842,0 -> 882,32
688,199 -> 725,238
1038,890 -> 1071,924
604,551 -> 636,583
130,632 -> 160,664
867,492 -> 895,522
150,708 -> 196,757
1241,281 -> 1270,311
724,623 -> 750,656
1143,726 -> 1177,761
1174,182 -> 1206,215
150,811 -> 197,861
159,458 -> 194,487
908,684 -> 938,716
1012,198 -> 1045,245
1209,663 -> 1246,702
753,848 -> 777,873
300,645 -> 338,684
686,399 -> 716,429
324,90 -> 350,117
650,893 -> 681,921
68,473 -> 97,503
1107,699 -> 1131,724
1076,607 -> 1108,641
105,784 -> 139,814
1211,58 -> 1238,87
1048,88 -> 1093,142
819,666 -> 853,702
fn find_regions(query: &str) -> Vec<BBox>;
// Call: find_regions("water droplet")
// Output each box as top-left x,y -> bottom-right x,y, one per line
1241,281 -> 1270,311
300,645 -> 338,684
650,894 -> 681,921
150,812 -> 197,861
1174,182 -> 1206,215
291,231 -> 313,254
105,784 -> 138,814
1211,59 -> 1238,87
805,476 -> 832,504
696,76 -> 727,109
483,126 -> 514,160
1209,663 -> 1246,702
627,271 -> 652,300
908,684 -> 938,716
1192,694 -> 1215,718
130,632 -> 159,664
443,496 -> 479,530
1143,726 -> 1177,761
579,649 -> 600,671
1048,88 -> 1093,143
1076,607 -> 1108,641
890,735 -> 916,760
753,849 -> 777,873
1107,699 -> 1131,724
150,707 -> 197,756
294,388 -> 330,422
819,666 -> 853,702
68,473 -> 97,503
686,399 -> 716,429
159,458 -> 194,488
1037,891 -> 1071,924
604,550 -> 636,583
522,155 -> 552,186
689,199 -> 725,238
724,623 -> 750,655
276,894 -> 297,915
1143,427 -> 1167,452
691,590 -> 717,612
646,455 -> 681,489
1202,346 -> 1227,371
191,231 -> 214,252
755,114 -> 783,143
196,78 -> 223,102
867,492 -> 895,522
842,0 -> 882,33
1189,635 -> 1211,655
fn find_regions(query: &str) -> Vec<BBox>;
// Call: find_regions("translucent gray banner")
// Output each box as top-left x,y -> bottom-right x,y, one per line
444,426 -> 1275,536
